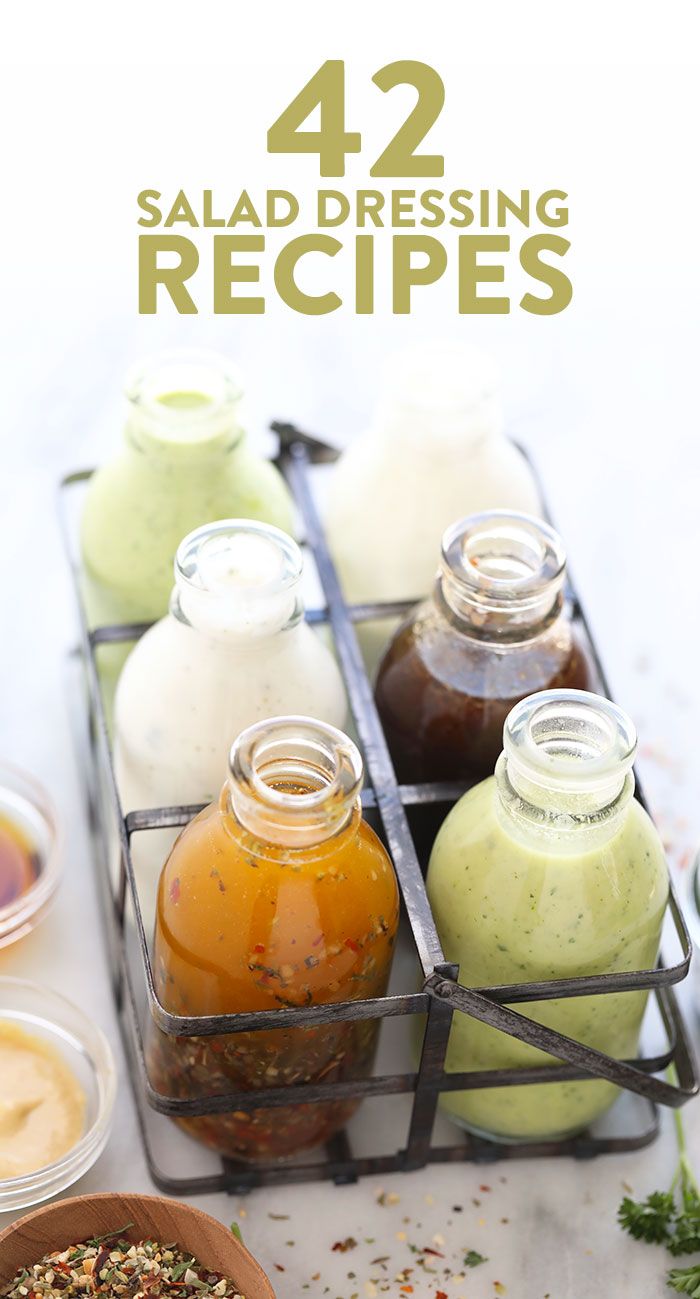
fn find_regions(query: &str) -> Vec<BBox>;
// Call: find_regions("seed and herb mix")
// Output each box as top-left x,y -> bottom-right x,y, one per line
0,1227 -> 245,1299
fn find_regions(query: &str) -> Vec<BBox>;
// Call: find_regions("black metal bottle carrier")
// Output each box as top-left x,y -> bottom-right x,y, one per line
61,424 -> 698,1195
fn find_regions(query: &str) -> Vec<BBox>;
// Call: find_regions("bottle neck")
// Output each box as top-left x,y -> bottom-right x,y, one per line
373,341 -> 503,448
123,349 -> 245,460
226,717 -> 363,850
435,510 -> 566,643
171,521 -> 303,640
494,690 -> 637,844
374,397 -> 501,450
126,413 -> 243,461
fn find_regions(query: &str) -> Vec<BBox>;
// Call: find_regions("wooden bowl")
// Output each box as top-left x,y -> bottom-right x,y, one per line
0,1192 -> 275,1298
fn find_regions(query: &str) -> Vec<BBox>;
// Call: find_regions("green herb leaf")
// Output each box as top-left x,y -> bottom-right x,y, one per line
86,1222 -> 135,1247
668,1264 -> 700,1297
464,1249 -> 488,1268
618,1192 -> 675,1243
230,1222 -> 243,1244
170,1258 -> 196,1281
669,1212 -> 700,1257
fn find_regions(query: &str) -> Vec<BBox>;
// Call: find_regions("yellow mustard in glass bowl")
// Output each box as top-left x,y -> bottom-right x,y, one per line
0,979 -> 116,1211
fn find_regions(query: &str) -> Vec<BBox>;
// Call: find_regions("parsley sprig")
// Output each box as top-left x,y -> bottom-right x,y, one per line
619,1189 -> 677,1243
668,1265 -> 700,1297
618,1076 -> 700,1292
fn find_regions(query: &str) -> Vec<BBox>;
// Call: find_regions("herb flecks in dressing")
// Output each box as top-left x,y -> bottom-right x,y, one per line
427,777 -> 668,1139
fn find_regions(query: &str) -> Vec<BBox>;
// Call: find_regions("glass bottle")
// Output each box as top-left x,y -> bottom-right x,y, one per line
426,689 -> 669,1141
115,520 -> 347,929
80,350 -> 294,696
324,342 -> 542,673
147,716 -> 399,1162
375,511 -> 593,783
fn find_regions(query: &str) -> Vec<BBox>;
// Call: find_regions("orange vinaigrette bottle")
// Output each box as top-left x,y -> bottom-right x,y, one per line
147,716 -> 399,1161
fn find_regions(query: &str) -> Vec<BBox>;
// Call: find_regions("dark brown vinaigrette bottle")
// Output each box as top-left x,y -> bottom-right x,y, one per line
374,511 -> 593,783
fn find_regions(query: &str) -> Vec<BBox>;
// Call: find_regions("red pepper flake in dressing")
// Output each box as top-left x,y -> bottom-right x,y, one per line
253,943 -> 266,953
344,937 -> 361,953
331,1237 -> 358,1252
169,877 -> 181,904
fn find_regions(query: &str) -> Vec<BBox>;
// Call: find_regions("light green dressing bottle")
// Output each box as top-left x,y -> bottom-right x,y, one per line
80,351 -> 294,709
427,689 -> 669,1141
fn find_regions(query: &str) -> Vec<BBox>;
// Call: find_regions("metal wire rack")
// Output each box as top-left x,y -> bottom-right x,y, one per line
61,424 -> 698,1194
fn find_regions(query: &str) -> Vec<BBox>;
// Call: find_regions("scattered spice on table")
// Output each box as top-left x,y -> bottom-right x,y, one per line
0,1228 -> 246,1299
238,1179 -> 507,1297
465,1249 -> 489,1268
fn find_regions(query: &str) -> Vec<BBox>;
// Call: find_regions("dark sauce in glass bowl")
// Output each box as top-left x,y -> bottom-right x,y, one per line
0,814 -> 41,908
0,766 -> 60,948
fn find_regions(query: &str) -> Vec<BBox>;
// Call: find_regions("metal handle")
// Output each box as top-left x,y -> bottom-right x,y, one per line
426,972 -> 698,1107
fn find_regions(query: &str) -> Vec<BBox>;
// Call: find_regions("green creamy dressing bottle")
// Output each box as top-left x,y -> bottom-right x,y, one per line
80,351 -> 294,704
426,689 -> 669,1141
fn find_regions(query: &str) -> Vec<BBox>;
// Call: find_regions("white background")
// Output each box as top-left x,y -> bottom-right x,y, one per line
2,7 -> 700,1296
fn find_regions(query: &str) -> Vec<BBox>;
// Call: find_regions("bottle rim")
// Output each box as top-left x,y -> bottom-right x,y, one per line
503,689 -> 637,799
172,520 -> 303,638
437,511 -> 567,641
441,510 -> 565,609
175,518 -> 302,594
228,715 -> 363,846
124,348 -> 244,442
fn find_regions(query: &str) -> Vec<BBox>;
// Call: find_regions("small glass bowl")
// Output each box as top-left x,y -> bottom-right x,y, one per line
0,978 -> 116,1212
0,762 -> 62,949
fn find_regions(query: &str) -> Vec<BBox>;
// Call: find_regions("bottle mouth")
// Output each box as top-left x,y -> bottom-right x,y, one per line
374,341 -> 503,443
173,520 -> 302,637
228,716 -> 364,847
502,689 -> 637,812
381,340 -> 499,414
125,348 -> 244,447
439,510 -> 565,634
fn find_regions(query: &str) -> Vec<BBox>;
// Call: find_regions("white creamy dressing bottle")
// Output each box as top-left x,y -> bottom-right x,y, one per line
324,342 -> 542,672
114,519 -> 348,928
